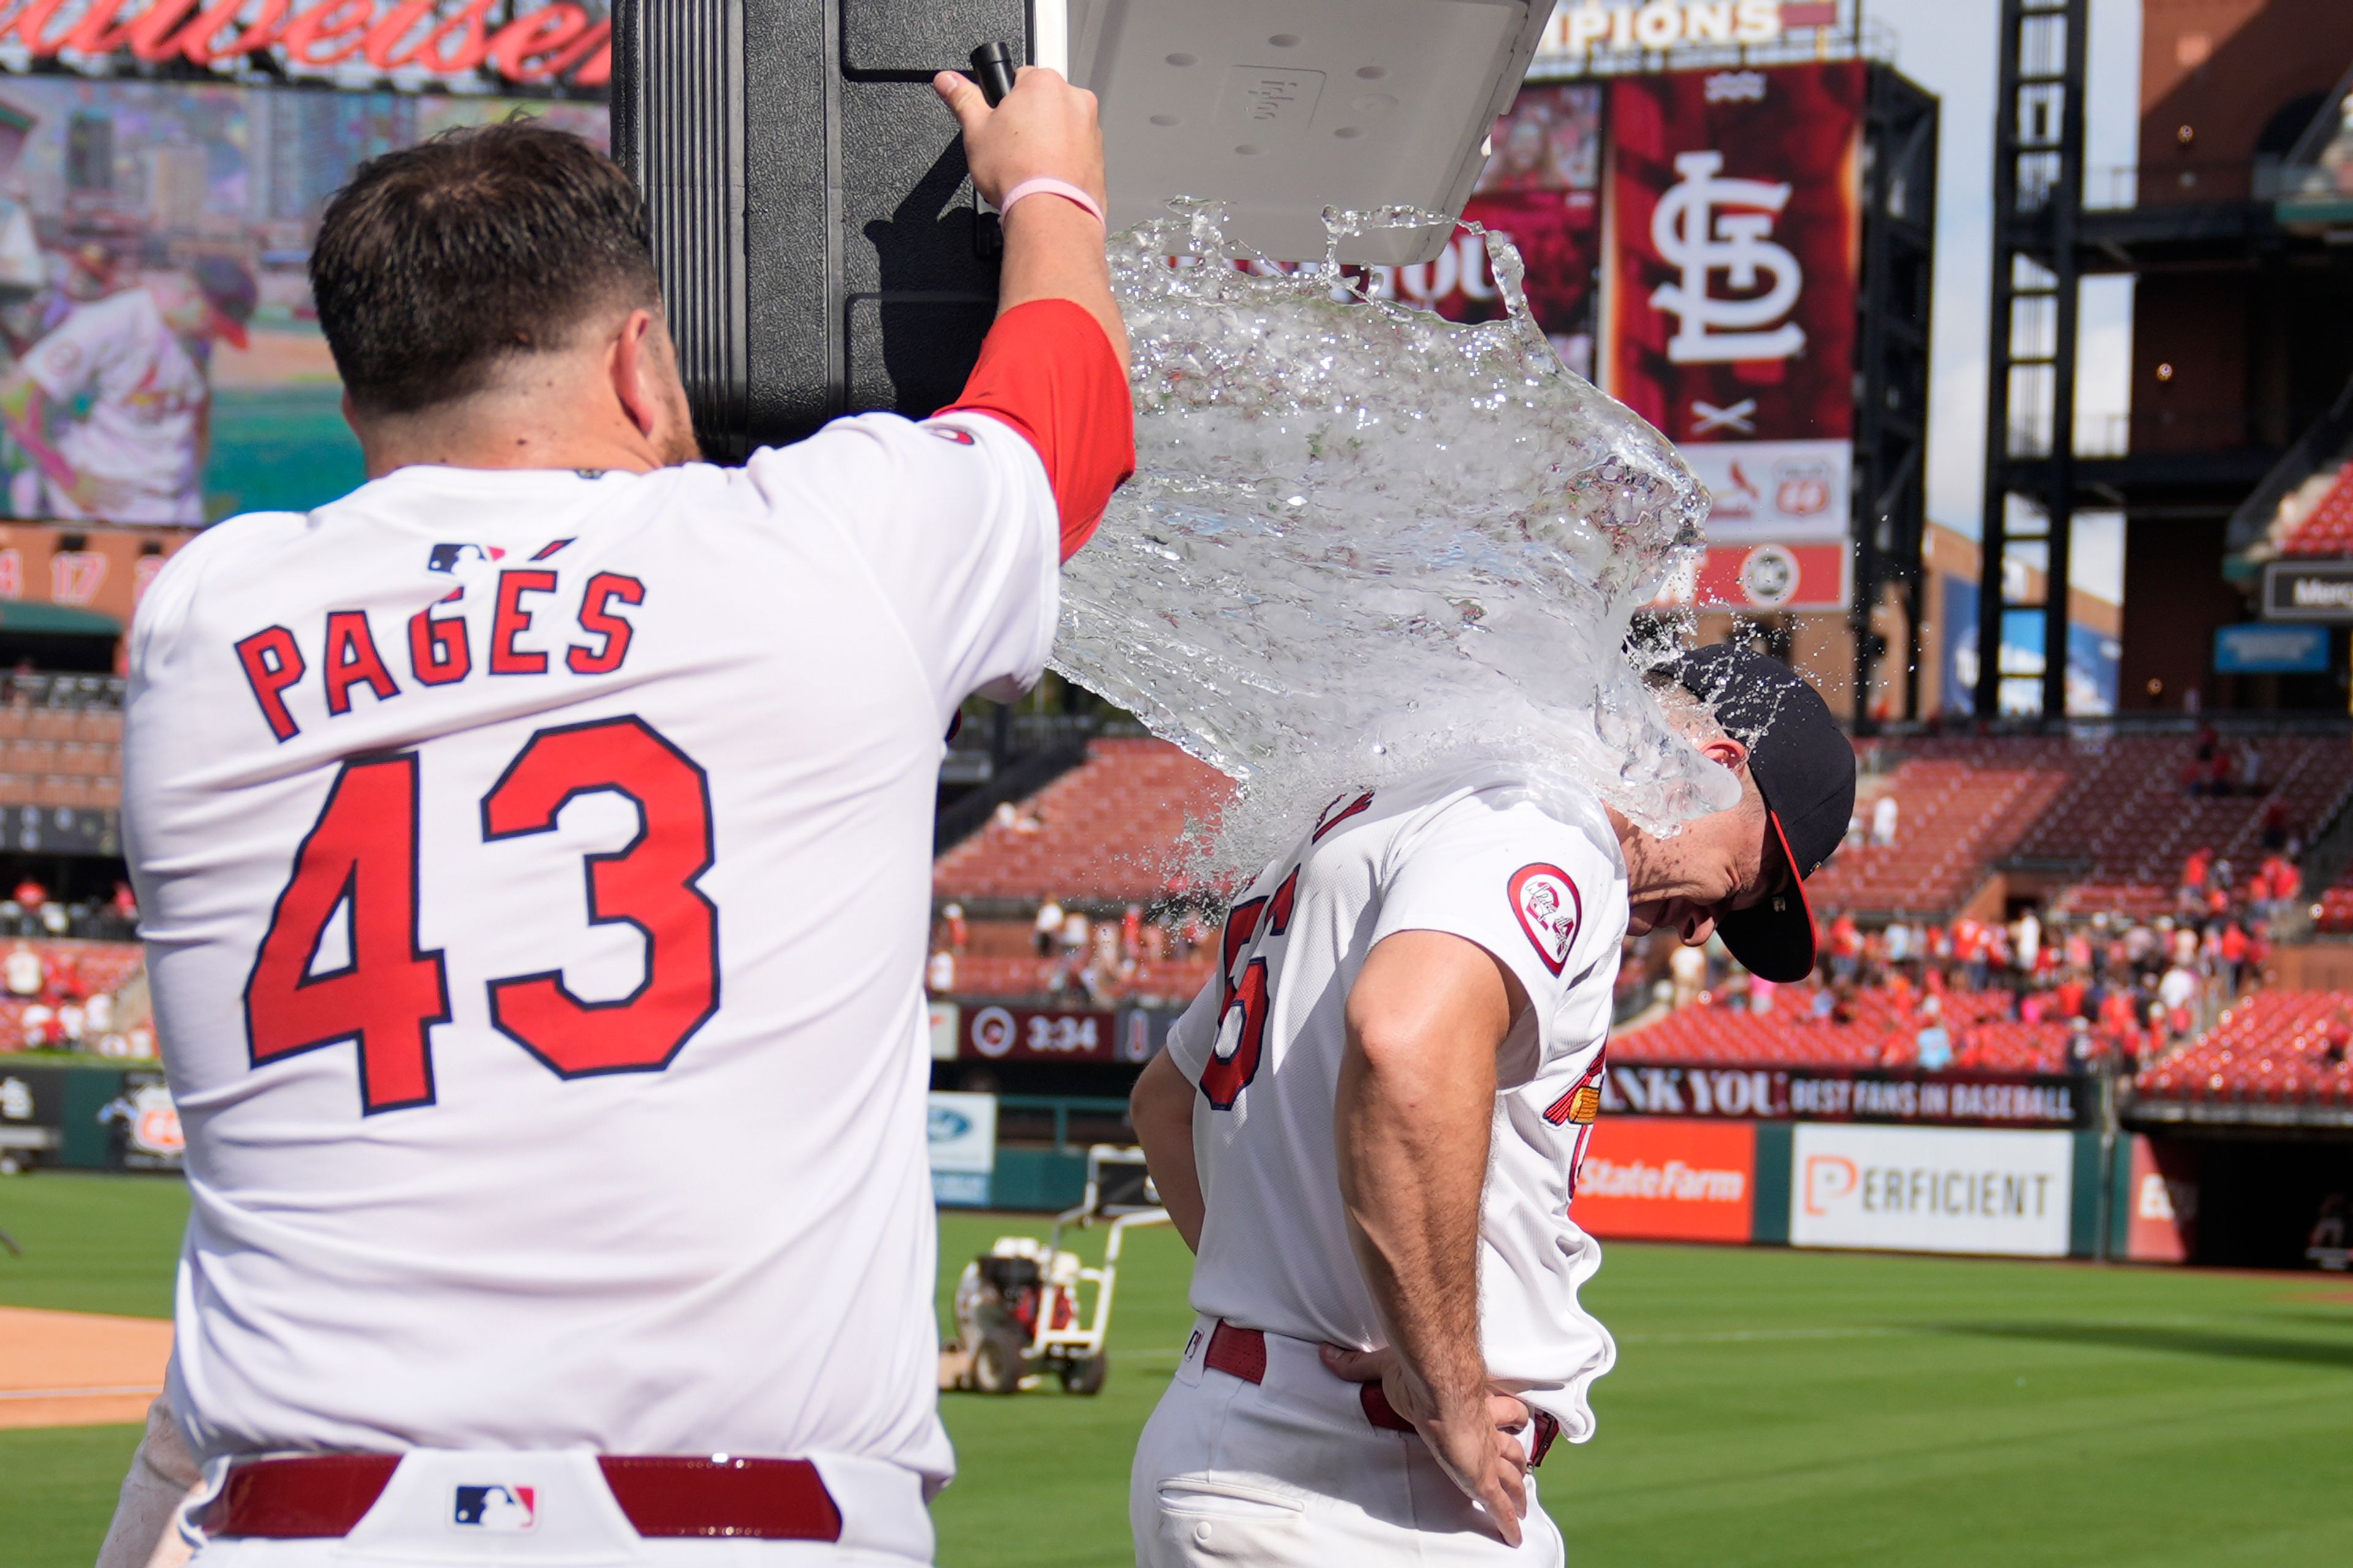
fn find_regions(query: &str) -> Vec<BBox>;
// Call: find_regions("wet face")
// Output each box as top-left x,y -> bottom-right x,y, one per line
1625,743 -> 1786,949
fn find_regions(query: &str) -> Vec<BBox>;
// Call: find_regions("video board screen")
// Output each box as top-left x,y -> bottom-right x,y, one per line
0,77 -> 606,528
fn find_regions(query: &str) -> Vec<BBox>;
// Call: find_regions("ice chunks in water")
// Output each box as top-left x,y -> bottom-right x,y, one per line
1051,203 -> 1737,885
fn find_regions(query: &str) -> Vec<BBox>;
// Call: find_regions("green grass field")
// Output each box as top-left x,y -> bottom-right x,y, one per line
5,1174 -> 2350,1566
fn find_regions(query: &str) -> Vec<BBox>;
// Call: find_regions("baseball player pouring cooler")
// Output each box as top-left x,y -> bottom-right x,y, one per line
101,67 -> 1128,1568
1127,646 -> 1856,1566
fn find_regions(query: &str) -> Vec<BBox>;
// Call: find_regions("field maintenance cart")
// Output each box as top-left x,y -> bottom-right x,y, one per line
941,1145 -> 1168,1395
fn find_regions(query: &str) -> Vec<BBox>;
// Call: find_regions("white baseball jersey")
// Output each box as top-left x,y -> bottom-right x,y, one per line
124,409 -> 1057,1487
21,287 -> 208,523
1164,765 -> 1624,1438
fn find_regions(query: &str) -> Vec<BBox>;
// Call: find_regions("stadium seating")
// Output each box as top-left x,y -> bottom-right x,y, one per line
936,953 -> 1215,1004
1613,985 -> 2075,1073
2001,733 -> 2351,919
2135,990 -> 2353,1105
933,737 -> 1234,904
1802,731 -> 2348,923
1806,750 -> 2070,914
2314,861 -> 2353,934
0,691 -> 124,811
2272,459 -> 2353,558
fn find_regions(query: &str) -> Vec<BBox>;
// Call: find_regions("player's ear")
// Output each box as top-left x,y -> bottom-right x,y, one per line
610,308 -> 664,439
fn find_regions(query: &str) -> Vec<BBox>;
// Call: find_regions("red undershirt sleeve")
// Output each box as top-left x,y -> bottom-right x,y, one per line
936,298 -> 1134,561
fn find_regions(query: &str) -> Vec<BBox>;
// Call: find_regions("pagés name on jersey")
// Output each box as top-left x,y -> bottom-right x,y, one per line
125,408 -> 1063,1487
1164,765 -> 1626,1441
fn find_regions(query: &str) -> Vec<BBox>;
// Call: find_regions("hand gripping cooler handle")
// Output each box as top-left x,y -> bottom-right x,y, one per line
970,41 -> 1018,106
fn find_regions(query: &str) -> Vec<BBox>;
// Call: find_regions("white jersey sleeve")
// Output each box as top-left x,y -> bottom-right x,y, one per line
743,411 -> 1057,724
1369,791 -> 1621,1087
1161,968 -> 1224,1087
20,295 -> 119,402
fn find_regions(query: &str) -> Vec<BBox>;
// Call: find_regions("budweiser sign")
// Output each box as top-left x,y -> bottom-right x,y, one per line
0,1 -> 610,89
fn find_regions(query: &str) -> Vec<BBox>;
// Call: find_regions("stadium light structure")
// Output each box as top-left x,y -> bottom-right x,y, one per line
612,1 -> 1553,457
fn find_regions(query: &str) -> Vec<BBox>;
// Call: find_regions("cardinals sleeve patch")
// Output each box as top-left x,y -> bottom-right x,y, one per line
1507,863 -> 1582,977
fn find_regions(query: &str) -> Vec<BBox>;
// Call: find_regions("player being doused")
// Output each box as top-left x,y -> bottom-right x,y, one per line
0,254 -> 254,524
1127,645 -> 1855,1566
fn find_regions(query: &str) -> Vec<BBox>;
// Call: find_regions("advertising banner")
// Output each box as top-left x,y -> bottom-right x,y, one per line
2123,1135 -> 2199,1264
0,75 -> 605,529
1656,539 -> 1851,614
96,1067 -> 182,1172
1532,1 -> 1841,76
927,999 -> 960,1062
2260,561 -> 2353,623
1608,60 -> 1863,550
1572,1116 -> 1756,1242
1790,1124 -> 2073,1257
1939,570 -> 2121,719
961,1005 -> 1118,1064
0,1062 -> 61,1164
1599,1062 -> 2086,1129
2213,623 -> 2329,674
1414,81 -> 1604,378
927,1090 -> 997,1208
0,2 -> 612,93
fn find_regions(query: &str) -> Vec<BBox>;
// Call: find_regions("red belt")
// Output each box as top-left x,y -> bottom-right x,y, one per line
203,1454 -> 843,1541
1204,1320 -> 1562,1466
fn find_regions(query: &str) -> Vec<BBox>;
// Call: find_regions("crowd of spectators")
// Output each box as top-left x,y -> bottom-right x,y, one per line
927,896 -> 1214,1007
0,874 -> 139,942
1623,843 -> 2295,1074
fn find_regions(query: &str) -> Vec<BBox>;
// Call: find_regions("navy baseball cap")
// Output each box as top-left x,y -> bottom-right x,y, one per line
1669,643 -> 1857,983
193,254 -> 256,349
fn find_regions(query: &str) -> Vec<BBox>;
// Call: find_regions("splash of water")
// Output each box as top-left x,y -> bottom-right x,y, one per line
1053,203 -> 1735,886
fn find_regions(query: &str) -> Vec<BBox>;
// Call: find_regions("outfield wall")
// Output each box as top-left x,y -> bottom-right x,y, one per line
1578,1116 -> 2110,1259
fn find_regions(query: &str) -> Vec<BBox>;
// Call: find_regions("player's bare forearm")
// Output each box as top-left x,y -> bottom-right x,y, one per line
1336,930 -> 1507,1413
1337,930 -> 1528,1542
998,199 -> 1126,376
1131,1047 -> 1205,1251
0,376 -> 68,485
933,66 -> 1129,377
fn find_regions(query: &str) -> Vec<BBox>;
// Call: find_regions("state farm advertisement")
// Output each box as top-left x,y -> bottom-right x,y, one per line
1599,1063 -> 2086,1129
1574,1118 -> 1754,1243
961,1006 -> 1116,1064
1610,61 -> 1863,560
1790,1125 -> 2074,1258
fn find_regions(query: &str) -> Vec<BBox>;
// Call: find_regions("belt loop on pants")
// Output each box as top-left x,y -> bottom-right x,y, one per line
203,1453 -> 846,1541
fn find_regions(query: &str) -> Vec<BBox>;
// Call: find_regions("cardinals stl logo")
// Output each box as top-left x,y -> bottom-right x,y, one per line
1507,863 -> 1582,976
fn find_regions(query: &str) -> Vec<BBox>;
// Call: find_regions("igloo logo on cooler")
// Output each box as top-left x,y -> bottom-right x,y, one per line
1507,864 -> 1582,976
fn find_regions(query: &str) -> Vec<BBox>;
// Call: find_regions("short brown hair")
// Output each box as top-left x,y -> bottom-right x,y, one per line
312,121 -> 661,415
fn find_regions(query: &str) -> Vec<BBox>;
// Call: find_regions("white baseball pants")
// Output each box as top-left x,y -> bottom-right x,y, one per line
1131,1317 -> 1567,1567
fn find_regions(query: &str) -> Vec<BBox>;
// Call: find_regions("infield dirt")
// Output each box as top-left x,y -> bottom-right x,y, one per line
0,1306 -> 169,1430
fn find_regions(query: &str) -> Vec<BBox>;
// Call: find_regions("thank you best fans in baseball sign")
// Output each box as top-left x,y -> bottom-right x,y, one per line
1610,60 -> 1863,613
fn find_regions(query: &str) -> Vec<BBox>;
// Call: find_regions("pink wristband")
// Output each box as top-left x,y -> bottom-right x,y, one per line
999,177 -> 1107,227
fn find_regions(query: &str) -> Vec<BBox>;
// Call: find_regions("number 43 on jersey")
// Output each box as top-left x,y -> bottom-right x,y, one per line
243,715 -> 719,1114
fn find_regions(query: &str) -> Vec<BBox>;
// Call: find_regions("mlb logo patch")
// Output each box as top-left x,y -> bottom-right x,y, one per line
452,1484 -> 537,1532
1507,863 -> 1582,977
428,543 -> 507,574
